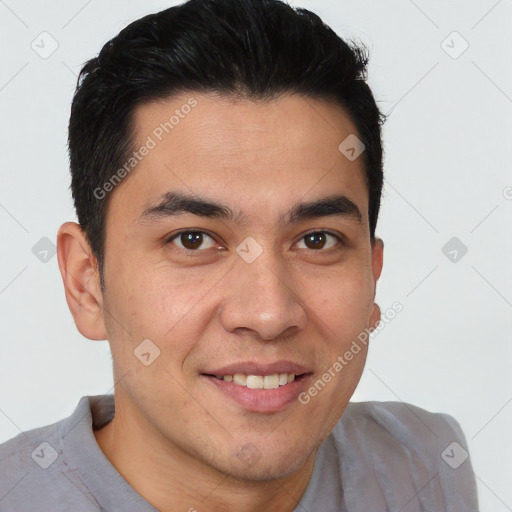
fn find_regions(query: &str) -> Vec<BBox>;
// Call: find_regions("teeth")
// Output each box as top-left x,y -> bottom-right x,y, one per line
246,375 -> 264,389
263,374 -> 279,389
216,373 -> 297,389
233,374 -> 247,386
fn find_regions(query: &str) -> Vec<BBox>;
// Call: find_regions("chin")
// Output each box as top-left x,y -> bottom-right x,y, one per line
215,442 -> 314,483
227,459 -> 307,483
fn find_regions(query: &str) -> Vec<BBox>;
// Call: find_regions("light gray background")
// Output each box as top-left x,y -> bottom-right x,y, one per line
1,1 -> 511,510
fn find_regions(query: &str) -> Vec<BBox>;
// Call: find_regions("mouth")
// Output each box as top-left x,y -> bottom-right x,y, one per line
203,372 -> 307,389
200,362 -> 313,413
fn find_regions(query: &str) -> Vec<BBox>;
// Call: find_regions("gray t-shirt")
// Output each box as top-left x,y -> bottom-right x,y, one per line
0,395 -> 479,511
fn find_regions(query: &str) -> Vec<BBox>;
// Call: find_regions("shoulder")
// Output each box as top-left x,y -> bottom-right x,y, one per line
0,419 -> 62,473
336,400 -> 471,466
0,400 -> 99,511
339,400 -> 467,450
329,401 -> 480,511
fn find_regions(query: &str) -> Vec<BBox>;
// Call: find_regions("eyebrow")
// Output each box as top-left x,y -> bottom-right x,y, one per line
138,191 -> 363,226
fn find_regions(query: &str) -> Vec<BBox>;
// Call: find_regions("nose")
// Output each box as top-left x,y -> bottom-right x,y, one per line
219,249 -> 308,341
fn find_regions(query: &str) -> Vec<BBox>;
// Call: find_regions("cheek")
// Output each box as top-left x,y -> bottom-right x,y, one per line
312,262 -> 374,397
103,264 -> 204,370
304,260 -> 374,340
110,258 -> 202,332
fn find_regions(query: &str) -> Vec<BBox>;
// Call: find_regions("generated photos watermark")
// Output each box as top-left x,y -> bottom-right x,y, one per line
298,301 -> 403,404
94,97 -> 198,200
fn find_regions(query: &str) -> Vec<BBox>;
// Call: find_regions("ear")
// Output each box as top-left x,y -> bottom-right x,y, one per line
368,237 -> 384,331
57,222 -> 107,340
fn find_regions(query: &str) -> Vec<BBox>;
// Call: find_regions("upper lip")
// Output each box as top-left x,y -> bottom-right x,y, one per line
202,360 -> 311,376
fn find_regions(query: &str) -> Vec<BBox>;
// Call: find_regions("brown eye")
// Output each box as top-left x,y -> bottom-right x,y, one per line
167,231 -> 216,251
296,231 -> 342,251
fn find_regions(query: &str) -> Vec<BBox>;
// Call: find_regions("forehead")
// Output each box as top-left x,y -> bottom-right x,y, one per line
110,92 -> 369,227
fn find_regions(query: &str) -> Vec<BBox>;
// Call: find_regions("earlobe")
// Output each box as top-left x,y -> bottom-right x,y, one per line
56,222 -> 107,341
368,303 -> 381,332
368,238 -> 384,332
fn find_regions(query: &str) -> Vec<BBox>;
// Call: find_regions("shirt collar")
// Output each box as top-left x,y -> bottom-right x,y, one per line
59,394 -> 158,512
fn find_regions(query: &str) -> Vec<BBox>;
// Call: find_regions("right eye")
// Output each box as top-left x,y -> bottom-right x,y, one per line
165,230 -> 219,252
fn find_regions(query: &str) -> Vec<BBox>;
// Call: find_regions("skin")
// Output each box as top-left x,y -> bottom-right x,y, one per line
57,91 -> 383,512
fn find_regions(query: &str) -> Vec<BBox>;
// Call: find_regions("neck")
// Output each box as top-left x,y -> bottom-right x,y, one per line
93,394 -> 317,512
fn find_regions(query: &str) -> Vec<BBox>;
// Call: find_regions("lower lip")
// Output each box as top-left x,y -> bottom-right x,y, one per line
202,374 -> 312,413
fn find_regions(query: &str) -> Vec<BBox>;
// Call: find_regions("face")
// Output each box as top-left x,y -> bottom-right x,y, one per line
95,92 -> 383,480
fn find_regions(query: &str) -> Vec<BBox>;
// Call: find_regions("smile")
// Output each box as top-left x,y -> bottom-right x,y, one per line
201,372 -> 312,413
210,373 -> 297,389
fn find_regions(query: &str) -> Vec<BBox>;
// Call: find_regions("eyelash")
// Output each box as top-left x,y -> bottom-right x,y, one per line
164,229 -> 345,253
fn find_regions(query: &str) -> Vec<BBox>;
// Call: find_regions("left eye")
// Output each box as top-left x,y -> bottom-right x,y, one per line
295,231 -> 342,251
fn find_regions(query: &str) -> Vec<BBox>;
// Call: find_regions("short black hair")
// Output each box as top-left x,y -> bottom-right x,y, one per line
68,0 -> 386,290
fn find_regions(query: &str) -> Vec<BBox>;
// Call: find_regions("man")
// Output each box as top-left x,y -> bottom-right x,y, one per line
0,0 -> 479,510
